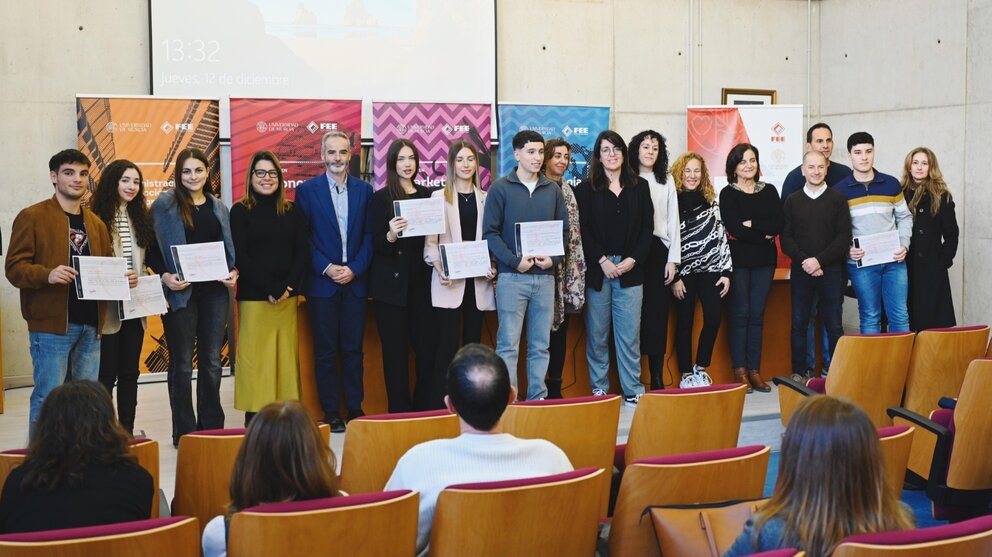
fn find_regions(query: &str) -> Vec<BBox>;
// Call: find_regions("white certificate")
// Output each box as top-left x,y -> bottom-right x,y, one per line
119,275 -> 168,320
394,197 -> 446,238
171,242 -> 231,282
515,220 -> 565,257
440,241 -> 491,280
854,230 -> 902,268
72,256 -> 130,300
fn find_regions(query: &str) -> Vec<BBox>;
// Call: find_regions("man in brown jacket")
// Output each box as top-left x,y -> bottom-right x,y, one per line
5,149 -> 115,429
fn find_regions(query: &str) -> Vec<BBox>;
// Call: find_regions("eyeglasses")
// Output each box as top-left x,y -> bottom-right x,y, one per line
252,169 -> 279,178
600,147 -> 622,155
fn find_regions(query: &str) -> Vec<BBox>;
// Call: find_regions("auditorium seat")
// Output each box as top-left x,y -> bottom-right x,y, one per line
888,359 -> 992,521
339,409 -> 459,494
0,449 -> 27,493
902,326 -> 988,416
429,467 -> 603,557
171,428 -> 245,532
502,394 -> 620,517
832,514 -> 992,556
608,445 -> 770,557
774,332 -> 915,427
877,425 -> 914,500
227,490 -> 418,557
0,516 -> 200,557
128,438 -> 161,518
0,438 -> 161,518
617,384 -> 747,470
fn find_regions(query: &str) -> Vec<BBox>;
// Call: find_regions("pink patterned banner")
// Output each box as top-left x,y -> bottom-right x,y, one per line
372,102 -> 492,190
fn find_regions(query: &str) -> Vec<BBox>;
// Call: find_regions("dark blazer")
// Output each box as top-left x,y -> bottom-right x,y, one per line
369,185 -> 435,306
294,173 -> 374,298
575,177 -> 654,290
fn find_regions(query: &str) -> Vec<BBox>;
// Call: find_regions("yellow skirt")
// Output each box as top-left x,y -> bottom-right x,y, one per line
234,297 -> 301,412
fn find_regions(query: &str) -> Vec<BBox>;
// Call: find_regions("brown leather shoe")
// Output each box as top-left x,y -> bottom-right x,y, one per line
747,369 -> 771,393
733,367 -> 753,394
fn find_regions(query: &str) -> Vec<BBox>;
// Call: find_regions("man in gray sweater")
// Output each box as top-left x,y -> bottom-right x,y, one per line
482,130 -> 567,400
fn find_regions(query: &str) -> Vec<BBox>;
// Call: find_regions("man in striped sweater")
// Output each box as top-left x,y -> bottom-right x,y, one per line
835,132 -> 913,333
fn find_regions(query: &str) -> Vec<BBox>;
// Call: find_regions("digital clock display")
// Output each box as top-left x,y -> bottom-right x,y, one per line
160,39 -> 221,63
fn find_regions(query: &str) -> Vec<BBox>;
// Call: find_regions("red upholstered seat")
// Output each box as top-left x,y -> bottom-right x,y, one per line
446,467 -> 598,491
841,514 -> 992,546
242,490 -> 413,513
632,445 -> 767,466
807,377 -> 826,393
512,394 -> 612,406
189,427 -> 246,436
0,516 -> 190,543
352,408 -> 453,421
648,383 -> 743,395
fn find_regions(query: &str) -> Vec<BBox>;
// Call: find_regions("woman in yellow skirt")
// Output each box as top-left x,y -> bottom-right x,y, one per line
230,151 -> 308,425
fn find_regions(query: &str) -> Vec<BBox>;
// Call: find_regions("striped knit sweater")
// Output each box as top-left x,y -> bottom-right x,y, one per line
834,170 -> 913,259
676,190 -> 732,278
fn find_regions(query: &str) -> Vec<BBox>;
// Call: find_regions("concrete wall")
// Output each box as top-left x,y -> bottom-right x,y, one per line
3,0 -> 989,385
1,1 -> 151,385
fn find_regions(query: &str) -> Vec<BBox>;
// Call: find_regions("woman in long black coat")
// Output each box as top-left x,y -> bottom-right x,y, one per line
900,147 -> 959,331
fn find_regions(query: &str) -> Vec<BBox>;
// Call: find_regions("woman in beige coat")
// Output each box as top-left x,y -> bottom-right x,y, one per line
424,141 -> 496,404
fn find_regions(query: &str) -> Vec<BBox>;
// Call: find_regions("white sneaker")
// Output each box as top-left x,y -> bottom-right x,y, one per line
695,370 -> 713,386
679,374 -> 699,389
623,394 -> 642,407
592,388 -> 608,397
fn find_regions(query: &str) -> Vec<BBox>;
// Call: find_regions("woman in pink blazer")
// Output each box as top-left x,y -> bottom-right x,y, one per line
424,141 -> 496,402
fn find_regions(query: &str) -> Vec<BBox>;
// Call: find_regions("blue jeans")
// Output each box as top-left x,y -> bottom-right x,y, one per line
791,265 -> 844,375
161,285 -> 229,444
308,287 -> 367,414
495,272 -> 554,400
28,323 -> 101,428
728,266 -> 775,369
848,261 -> 910,333
585,256 -> 644,396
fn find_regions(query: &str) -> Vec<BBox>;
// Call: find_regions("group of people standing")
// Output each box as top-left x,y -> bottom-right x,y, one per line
6,121 -> 959,440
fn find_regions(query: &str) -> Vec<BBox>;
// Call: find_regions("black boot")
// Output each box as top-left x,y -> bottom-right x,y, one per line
546,378 -> 563,399
648,354 -> 664,390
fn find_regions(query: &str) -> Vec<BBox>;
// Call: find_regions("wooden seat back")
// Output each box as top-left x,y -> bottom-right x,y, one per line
339,410 -> 459,494
430,468 -> 603,557
0,516 -> 200,557
228,490 -> 419,557
609,445 -> 770,557
171,430 -> 245,531
625,384 -> 747,466
502,395 -> 620,516
827,332 -> 915,427
946,360 -> 992,490
903,326 -> 988,415
877,426 -> 914,500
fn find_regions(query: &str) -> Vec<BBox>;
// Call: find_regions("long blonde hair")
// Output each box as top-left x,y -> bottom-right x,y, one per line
900,147 -> 951,216
751,396 -> 913,557
670,152 -> 716,203
444,141 -> 479,204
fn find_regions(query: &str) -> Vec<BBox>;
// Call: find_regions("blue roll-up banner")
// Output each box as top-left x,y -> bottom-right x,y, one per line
497,104 -> 610,186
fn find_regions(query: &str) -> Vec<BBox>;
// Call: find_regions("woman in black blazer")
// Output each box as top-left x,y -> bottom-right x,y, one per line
370,139 -> 439,412
575,130 -> 654,407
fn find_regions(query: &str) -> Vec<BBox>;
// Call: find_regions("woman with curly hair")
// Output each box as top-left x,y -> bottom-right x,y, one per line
669,152 -> 731,388
725,396 -> 913,557
900,147 -> 958,331
0,381 -> 153,533
90,159 -> 155,435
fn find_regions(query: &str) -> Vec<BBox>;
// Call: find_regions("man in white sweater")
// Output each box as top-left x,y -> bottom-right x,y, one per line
385,343 -> 573,554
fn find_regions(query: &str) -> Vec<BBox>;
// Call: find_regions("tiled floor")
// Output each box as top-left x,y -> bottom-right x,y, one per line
0,378 -> 784,504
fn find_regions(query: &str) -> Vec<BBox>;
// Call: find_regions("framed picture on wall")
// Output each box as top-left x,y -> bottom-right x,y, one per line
721,88 -> 777,105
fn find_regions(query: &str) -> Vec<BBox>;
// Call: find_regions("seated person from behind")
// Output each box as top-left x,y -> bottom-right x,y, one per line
723,396 -> 914,557
202,400 -> 340,557
385,343 -> 573,555
0,380 -> 153,533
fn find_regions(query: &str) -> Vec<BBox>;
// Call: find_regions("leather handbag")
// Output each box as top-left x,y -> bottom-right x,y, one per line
646,498 -> 768,557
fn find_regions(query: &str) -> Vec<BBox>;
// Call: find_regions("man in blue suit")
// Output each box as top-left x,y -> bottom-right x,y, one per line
295,130 -> 373,432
